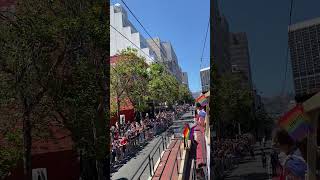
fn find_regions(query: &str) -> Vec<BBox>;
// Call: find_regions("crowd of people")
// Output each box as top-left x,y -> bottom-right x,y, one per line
210,128 -> 309,179
110,104 -> 190,166
211,135 -> 255,179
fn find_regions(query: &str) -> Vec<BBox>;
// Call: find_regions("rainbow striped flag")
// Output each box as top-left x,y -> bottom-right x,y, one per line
278,104 -> 313,142
196,94 -> 208,107
183,124 -> 190,141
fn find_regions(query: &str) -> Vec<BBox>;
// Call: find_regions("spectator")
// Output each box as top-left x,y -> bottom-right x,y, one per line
274,129 -> 307,179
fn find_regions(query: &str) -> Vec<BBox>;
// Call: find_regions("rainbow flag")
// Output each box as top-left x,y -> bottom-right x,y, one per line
278,104 -> 313,142
183,124 -> 190,141
196,94 -> 208,107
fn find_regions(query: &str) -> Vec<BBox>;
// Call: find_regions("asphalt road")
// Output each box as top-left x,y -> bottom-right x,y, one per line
224,141 -> 272,180
111,110 -> 194,180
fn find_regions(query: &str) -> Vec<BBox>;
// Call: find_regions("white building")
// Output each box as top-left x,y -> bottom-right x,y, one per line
200,67 -> 210,92
110,3 -> 156,64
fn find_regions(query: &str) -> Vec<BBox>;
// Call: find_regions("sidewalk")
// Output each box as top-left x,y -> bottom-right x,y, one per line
224,141 -> 272,180
151,139 -> 182,180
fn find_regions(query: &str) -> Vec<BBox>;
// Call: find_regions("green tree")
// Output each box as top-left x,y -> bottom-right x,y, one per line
147,63 -> 180,108
0,0 -> 109,179
148,63 -> 168,105
212,72 -> 254,138
110,48 -> 149,123
178,84 -> 193,104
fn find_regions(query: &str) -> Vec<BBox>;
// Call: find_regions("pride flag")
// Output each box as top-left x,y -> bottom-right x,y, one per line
278,104 -> 313,142
196,94 -> 208,107
183,124 -> 190,141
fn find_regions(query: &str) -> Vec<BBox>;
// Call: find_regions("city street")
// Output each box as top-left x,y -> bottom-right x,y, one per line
111,109 -> 193,180
225,141 -> 272,180
111,131 -> 170,180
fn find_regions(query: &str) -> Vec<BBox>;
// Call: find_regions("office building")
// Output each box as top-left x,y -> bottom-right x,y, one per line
212,0 -> 232,76
160,41 -> 183,83
229,32 -> 253,89
200,67 -> 210,92
182,72 -> 189,87
288,17 -> 320,97
146,37 -> 168,63
110,4 -> 156,64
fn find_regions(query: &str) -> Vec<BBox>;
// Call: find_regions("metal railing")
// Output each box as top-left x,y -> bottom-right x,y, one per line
131,131 -> 172,180
189,159 -> 197,180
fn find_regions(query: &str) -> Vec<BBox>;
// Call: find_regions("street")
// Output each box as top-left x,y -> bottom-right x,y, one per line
225,141 -> 272,180
111,109 -> 193,180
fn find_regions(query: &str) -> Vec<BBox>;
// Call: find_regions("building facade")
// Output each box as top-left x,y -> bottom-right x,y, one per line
182,72 -> 189,87
288,17 -> 320,98
110,4 -> 156,64
200,67 -> 210,92
229,32 -> 253,89
212,0 -> 232,76
160,41 -> 183,83
146,37 -> 168,64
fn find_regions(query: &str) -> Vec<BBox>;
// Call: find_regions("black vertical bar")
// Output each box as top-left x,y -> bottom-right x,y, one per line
176,155 -> 179,175
149,155 -> 153,176
162,136 -> 165,150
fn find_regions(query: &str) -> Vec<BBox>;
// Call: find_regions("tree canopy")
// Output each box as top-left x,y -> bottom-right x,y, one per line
0,0 -> 109,179
110,49 -> 192,122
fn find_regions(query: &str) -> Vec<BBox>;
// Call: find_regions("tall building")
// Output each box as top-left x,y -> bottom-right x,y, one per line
110,4 -> 156,64
161,41 -> 183,83
182,72 -> 189,87
229,32 -> 253,89
288,17 -> 320,98
200,67 -> 210,92
212,0 -> 232,76
146,37 -> 168,63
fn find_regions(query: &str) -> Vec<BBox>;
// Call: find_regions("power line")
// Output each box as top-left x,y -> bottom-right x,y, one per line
110,25 -> 178,79
120,0 -> 170,67
200,18 -> 210,70
280,0 -> 294,96
110,24 -> 154,61
119,0 -> 189,85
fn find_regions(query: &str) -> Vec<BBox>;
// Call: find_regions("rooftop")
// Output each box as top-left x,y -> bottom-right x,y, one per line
289,17 -> 320,31
200,67 -> 210,72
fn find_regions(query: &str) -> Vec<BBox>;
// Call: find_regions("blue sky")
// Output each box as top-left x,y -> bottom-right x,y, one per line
111,0 -> 210,92
220,0 -> 320,97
